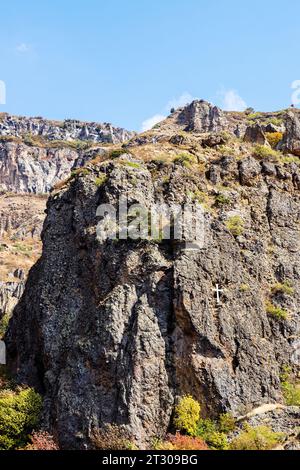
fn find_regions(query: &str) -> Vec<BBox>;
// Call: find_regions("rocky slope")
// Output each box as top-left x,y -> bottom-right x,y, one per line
0,194 -> 46,325
5,101 -> 300,449
0,113 -> 135,144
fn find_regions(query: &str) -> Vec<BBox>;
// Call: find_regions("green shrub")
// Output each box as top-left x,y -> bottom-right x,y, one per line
109,148 -> 127,159
225,215 -> 244,236
271,282 -> 294,296
121,161 -> 141,169
94,174 -> 108,187
265,301 -> 288,320
196,418 -> 228,449
239,284 -> 250,293
280,155 -> 300,165
173,152 -> 197,168
247,112 -> 262,120
174,395 -> 201,436
281,381 -> 300,406
71,168 -> 90,178
196,417 -> 218,441
215,194 -> 231,206
187,189 -> 209,205
0,312 -> 10,338
0,387 -> 42,450
218,145 -> 235,156
266,117 -> 283,127
253,145 -> 279,160
218,413 -> 236,434
280,367 -> 300,406
206,431 -> 229,450
229,424 -> 284,450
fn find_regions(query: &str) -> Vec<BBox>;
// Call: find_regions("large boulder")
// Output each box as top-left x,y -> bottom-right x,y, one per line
243,124 -> 270,146
280,111 -> 300,156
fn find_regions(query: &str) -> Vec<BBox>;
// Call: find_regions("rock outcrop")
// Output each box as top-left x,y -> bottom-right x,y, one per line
141,99 -> 300,145
279,111 -> 300,156
243,124 -> 270,146
6,145 -> 300,448
0,280 -> 24,322
0,113 -> 135,144
0,141 -> 112,194
177,100 -> 227,133
0,141 -> 78,194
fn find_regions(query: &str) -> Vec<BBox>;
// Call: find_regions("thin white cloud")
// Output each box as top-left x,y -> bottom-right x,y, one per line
16,43 -> 30,53
141,92 -> 197,131
141,114 -> 166,132
219,89 -> 247,111
166,92 -> 197,111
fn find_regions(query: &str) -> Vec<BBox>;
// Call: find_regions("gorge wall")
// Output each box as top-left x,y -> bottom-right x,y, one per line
3,101 -> 300,448
0,115 -> 132,325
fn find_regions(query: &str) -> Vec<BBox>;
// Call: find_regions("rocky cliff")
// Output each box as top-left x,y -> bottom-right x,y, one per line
0,111 -> 134,195
5,101 -> 300,449
0,115 -> 134,329
0,140 -> 110,194
0,113 -> 135,144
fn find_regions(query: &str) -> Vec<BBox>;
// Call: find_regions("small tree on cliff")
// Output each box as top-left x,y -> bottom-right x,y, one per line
174,395 -> 201,436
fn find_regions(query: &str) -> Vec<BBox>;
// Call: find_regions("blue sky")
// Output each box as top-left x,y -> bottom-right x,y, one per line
0,0 -> 299,131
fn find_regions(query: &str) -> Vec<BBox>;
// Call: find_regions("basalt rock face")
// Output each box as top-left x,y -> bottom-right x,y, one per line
6,149 -> 300,448
0,114 -> 135,144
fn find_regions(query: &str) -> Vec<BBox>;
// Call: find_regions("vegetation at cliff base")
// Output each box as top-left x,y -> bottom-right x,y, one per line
0,386 -> 42,450
154,433 -> 208,450
229,424 -> 284,450
166,396 -> 236,450
174,395 -> 201,436
25,431 -> 59,450
280,366 -> 300,406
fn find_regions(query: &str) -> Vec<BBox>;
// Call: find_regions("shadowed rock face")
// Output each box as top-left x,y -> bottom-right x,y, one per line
244,124 -> 270,146
6,151 -> 300,449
